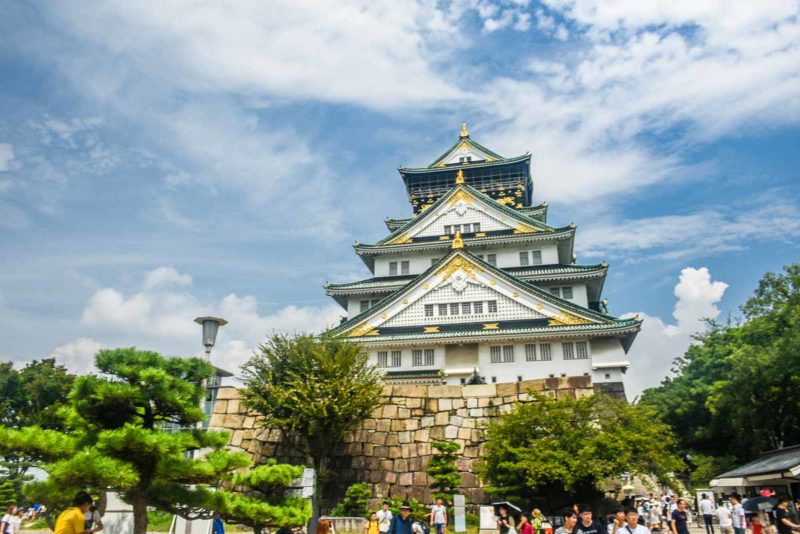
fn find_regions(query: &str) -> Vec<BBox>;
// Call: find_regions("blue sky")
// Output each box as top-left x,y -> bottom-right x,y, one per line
1,1 -> 798,396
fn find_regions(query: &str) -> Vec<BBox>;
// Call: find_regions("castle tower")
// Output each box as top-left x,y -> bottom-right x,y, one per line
325,125 -> 640,394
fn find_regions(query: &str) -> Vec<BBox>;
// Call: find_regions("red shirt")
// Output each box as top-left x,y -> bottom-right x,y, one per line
521,523 -> 534,534
752,523 -> 764,534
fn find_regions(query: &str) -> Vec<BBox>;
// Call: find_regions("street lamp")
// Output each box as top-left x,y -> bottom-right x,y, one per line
193,316 -> 228,359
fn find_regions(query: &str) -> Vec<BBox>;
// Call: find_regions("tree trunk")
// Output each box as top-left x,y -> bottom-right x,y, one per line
308,454 -> 330,534
132,492 -> 149,534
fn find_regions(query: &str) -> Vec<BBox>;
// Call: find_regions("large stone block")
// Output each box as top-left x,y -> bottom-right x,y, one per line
394,385 -> 427,398
477,398 -> 492,408
420,416 -> 435,428
557,389 -> 576,400
377,419 -> 391,432
519,379 -> 545,392
463,384 -> 497,397
363,419 -> 377,430
428,385 -> 463,398
398,472 -> 413,486
208,413 -> 226,429
405,419 -> 419,431
406,398 -> 423,409
395,458 -> 408,472
227,399 -> 240,413
466,398 -> 478,408
457,427 -> 471,440
243,416 -> 256,429
213,400 -> 228,414
382,405 -> 398,418
397,407 -> 411,419
381,385 -> 394,396
398,431 -> 412,444
496,382 -> 518,396
438,398 -> 453,411
444,425 -> 459,439
388,446 -> 402,459
386,433 -> 399,446
223,413 -> 244,428
216,387 -> 240,400
426,399 -> 439,412
391,420 -> 406,432
452,398 -> 465,409
568,375 -> 591,388
468,408 -> 484,417
434,412 -> 449,425
230,430 -> 244,447
414,429 -> 430,442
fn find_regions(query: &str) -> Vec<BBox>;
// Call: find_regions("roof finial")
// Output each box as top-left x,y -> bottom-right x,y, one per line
452,230 -> 464,250
460,121 -> 468,138
455,169 -> 465,184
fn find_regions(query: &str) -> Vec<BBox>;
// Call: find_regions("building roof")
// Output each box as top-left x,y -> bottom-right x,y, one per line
385,201 -> 548,231
714,445 -> 800,479
329,248 -> 639,348
426,133 -> 507,168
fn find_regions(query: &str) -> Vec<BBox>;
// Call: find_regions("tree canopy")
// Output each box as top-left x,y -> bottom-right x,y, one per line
640,263 -> 800,484
480,391 -> 682,510
240,334 -> 384,518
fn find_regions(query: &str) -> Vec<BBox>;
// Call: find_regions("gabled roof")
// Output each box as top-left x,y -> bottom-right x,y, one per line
714,445 -> 800,479
426,134 -> 507,168
376,182 -> 556,247
328,249 -> 639,349
400,153 -> 530,175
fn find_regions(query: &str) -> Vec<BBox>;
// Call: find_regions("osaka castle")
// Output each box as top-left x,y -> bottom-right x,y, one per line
325,123 -> 641,391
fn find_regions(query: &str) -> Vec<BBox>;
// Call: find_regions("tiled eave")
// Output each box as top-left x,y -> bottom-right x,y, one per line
400,153 -> 530,175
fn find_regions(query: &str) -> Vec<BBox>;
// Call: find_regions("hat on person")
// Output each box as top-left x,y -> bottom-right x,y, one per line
401,501 -> 413,511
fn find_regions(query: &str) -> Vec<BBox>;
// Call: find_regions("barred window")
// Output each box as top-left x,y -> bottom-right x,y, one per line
412,349 -> 423,366
401,261 -> 410,275
540,343 -> 552,361
488,300 -> 498,313
424,304 -> 434,317
487,254 -> 497,266
531,250 -> 542,265
424,349 -> 434,366
562,286 -> 573,299
563,342 -> 575,360
490,346 -> 502,363
549,287 -> 561,297
391,350 -> 402,367
389,262 -> 398,276
519,251 -> 529,266
472,223 -> 481,233
525,344 -> 537,361
438,304 -> 448,316
474,301 -> 484,314
462,302 -> 472,314
576,341 -> 588,359
503,345 -> 514,362
377,351 -> 388,367
444,225 -> 451,235
360,300 -> 370,312
450,303 -> 460,315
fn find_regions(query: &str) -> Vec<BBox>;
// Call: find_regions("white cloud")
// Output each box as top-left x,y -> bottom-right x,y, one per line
624,267 -> 728,398
78,266 -> 344,374
0,144 -> 14,171
48,337 -> 102,374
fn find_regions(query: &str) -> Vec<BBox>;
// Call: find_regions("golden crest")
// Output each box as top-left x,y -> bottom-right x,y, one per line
424,326 -> 440,333
435,255 -> 484,281
513,223 -> 539,234
548,312 -> 593,327
448,189 -> 475,207
347,323 -> 380,338
483,323 -> 499,330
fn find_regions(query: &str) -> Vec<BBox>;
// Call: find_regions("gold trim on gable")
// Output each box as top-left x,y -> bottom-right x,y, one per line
435,255 -> 484,282
548,312 -> 593,327
347,323 -> 380,338
424,326 -> 440,333
389,233 -> 413,245
448,189 -> 476,207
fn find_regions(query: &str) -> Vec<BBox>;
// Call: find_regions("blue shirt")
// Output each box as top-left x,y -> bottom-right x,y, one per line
389,515 -> 415,534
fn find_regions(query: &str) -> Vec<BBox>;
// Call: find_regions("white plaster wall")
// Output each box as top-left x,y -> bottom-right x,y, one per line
589,338 -> 628,383
368,346 -> 444,371
374,253 -> 444,277
414,206 -> 513,238
535,282 -> 589,307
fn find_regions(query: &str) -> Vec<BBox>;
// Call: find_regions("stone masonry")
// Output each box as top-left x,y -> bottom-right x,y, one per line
209,376 -> 599,504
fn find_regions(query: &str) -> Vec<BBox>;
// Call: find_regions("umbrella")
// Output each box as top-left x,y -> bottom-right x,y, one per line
493,502 -> 523,521
743,496 -> 777,513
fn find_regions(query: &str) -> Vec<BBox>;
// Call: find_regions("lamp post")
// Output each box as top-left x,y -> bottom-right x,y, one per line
193,316 -> 228,360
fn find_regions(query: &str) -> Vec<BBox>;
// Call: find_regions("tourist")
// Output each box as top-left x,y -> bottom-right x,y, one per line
55,492 -> 99,534
715,501 -> 732,534
519,514 -> 533,534
318,519 -> 337,534
556,511 -> 578,534
775,497 -> 800,534
729,495 -> 745,534
496,505 -> 516,534
750,515 -> 766,534
389,502 -> 416,534
669,500 -> 689,534
366,513 -> 380,534
1,505 -> 17,534
430,498 -> 447,534
212,512 -> 224,534
649,502 -> 662,532
574,506 -> 603,534
532,510 -> 545,534
699,493 -> 715,534
378,502 -> 394,534
84,505 -> 103,534
6,509 -> 21,534
621,510 -> 649,534
608,509 -> 626,534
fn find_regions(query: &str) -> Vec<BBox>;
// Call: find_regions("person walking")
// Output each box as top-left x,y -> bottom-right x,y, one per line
1,505 -> 17,534
55,492 -> 99,534
649,502 -> 662,533
556,511 -> 578,534
670,500 -> 689,534
211,512 -> 224,534
84,506 -> 103,534
389,503 -> 416,534
621,509 -> 650,534
575,506 -> 603,534
715,502 -> 732,534
378,502 -> 394,534
699,494 -> 715,534
519,514 -> 533,534
497,505 -> 516,534
774,497 -> 800,534
608,509 -> 626,534
366,513 -> 380,534
729,496 -> 745,534
532,510 -> 545,534
430,498 -> 447,534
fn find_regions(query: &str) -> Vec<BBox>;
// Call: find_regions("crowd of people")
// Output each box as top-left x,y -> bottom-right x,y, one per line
363,498 -> 448,534
2,503 -> 48,534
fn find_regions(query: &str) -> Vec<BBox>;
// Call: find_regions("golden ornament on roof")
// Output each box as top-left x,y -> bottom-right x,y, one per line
452,230 -> 464,249
460,121 -> 468,138
455,169 -> 465,184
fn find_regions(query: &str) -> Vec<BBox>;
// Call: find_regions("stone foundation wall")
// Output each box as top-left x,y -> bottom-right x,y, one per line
209,376 -> 596,504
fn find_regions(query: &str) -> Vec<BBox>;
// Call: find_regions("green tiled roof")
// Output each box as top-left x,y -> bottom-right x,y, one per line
424,135 -> 507,168
384,369 -> 443,379
714,444 -> 800,479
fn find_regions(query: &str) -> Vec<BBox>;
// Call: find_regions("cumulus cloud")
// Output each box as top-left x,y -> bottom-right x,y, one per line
624,267 -> 728,398
78,266 -> 343,374
48,337 -> 102,374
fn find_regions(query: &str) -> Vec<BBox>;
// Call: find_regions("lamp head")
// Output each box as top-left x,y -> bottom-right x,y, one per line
194,316 -> 228,357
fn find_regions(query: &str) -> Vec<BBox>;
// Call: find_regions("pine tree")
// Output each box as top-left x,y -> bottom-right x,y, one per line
425,440 -> 462,504
331,482 -> 371,518
0,480 -> 15,509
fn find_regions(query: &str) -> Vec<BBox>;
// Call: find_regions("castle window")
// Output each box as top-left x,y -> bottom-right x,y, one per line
576,341 -> 588,359
462,302 -> 472,314
525,344 -> 537,361
377,351 -> 388,367
491,376 -> 497,383
487,254 -> 497,266
490,346 -> 501,363
540,343 -> 552,361
488,300 -> 498,313
438,304 -> 448,316
360,300 -> 370,312
503,345 -> 515,362
549,287 -> 561,297
412,350 -> 423,366
531,250 -> 543,265
444,225 -> 451,235
450,303 -> 460,315
563,342 -> 575,360
562,286 -> 573,299
474,301 -> 484,314
475,254 -> 484,261
470,223 -> 481,233
401,261 -> 410,275
424,304 -> 434,317
424,349 -> 434,365
389,262 -> 398,276
391,350 -> 402,367
519,251 -> 529,266
490,345 -> 514,363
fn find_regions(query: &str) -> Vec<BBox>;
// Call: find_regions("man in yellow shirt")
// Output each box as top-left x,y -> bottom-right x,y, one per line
55,492 -> 98,534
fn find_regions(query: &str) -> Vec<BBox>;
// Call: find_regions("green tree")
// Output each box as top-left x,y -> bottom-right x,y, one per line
0,480 -> 15,509
480,392 -> 682,509
640,264 -> 800,483
0,358 -> 74,502
241,334 -> 384,521
330,482 -> 371,518
0,348 -> 251,534
425,440 -> 462,504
